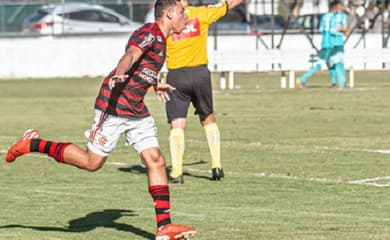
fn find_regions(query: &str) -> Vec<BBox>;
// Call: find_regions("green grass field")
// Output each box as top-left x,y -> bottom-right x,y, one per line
0,71 -> 390,239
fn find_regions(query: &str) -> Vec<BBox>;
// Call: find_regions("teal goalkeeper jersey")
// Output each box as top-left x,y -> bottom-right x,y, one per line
319,12 -> 333,49
331,12 -> 347,47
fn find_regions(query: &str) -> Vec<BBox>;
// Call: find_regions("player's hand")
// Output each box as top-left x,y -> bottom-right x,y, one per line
343,29 -> 349,37
109,74 -> 129,89
155,83 -> 176,103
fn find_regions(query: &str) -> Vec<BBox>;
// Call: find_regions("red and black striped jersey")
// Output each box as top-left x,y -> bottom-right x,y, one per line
95,23 -> 166,118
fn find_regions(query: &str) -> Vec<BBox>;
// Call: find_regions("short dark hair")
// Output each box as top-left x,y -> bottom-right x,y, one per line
330,0 -> 342,9
154,0 -> 179,20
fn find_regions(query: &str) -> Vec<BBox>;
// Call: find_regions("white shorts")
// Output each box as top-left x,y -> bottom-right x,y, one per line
85,110 -> 159,156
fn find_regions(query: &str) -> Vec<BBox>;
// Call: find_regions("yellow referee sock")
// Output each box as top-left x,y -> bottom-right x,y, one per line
169,128 -> 185,178
204,123 -> 221,169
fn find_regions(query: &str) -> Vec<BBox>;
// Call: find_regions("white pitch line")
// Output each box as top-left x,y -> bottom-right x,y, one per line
2,134 -> 390,155
107,162 -> 130,166
184,167 -> 390,188
364,149 -> 390,154
185,167 -> 343,184
2,140 -> 390,187
348,176 -> 390,187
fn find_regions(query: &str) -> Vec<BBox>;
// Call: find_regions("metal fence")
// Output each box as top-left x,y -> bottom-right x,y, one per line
0,0 -> 152,33
0,0 -> 389,48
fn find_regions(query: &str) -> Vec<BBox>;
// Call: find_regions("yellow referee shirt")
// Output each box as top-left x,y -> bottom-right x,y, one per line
166,2 -> 228,69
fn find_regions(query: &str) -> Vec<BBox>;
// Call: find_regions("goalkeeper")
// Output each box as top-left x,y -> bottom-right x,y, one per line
296,1 -> 340,87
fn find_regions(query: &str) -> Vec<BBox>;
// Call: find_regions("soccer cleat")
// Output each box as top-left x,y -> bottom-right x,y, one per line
211,168 -> 224,181
155,223 -> 196,240
169,174 -> 184,184
5,129 -> 40,162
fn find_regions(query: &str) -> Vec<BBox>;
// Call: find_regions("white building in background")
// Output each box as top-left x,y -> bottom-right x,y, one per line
299,1 -> 328,15
246,0 -> 330,16
247,0 -> 278,15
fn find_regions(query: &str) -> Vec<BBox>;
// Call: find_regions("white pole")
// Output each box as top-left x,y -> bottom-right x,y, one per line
288,70 -> 295,88
220,72 -> 226,90
281,71 -> 287,88
349,67 -> 354,88
228,71 -> 234,89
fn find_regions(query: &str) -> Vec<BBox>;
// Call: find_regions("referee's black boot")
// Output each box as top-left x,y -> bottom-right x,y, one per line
169,175 -> 184,184
211,168 -> 224,181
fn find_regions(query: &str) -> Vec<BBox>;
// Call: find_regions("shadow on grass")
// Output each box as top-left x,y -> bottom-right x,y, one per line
118,160 -> 212,181
0,209 -> 154,239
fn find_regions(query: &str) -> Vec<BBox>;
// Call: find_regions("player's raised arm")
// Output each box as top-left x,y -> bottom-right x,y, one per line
109,46 -> 143,89
226,0 -> 242,9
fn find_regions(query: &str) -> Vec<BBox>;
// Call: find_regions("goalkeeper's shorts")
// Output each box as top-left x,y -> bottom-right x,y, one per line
318,48 -> 332,68
329,46 -> 345,66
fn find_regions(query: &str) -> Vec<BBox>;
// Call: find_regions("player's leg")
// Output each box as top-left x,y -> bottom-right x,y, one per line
130,119 -> 196,239
331,46 -> 346,88
5,129 -> 107,171
299,63 -> 321,85
140,148 -> 196,239
165,68 -> 191,184
298,49 -> 328,86
193,66 -> 223,180
6,110 -> 120,171
169,118 -> 186,183
200,113 -> 223,180
335,63 -> 346,87
329,65 -> 337,87
337,50 -> 346,87
324,49 -> 336,87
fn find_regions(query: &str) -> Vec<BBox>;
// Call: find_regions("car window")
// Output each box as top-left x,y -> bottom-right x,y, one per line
67,10 -> 99,21
28,9 -> 49,22
64,10 -> 120,23
98,11 -> 120,23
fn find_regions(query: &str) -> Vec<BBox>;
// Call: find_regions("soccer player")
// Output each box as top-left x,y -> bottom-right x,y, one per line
329,1 -> 349,88
296,1 -> 339,87
165,0 -> 242,184
5,0 -> 196,239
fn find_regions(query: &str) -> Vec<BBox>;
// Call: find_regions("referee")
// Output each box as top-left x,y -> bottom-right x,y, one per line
165,0 -> 242,183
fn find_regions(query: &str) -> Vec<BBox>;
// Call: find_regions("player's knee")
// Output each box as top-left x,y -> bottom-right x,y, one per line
143,150 -> 165,169
200,113 -> 215,126
151,154 -> 166,169
83,157 -> 105,172
85,162 -> 104,172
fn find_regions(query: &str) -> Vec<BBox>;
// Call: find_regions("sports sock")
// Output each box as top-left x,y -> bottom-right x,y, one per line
329,65 -> 337,85
169,128 -> 184,178
204,123 -> 221,169
149,185 -> 171,229
300,63 -> 321,84
30,139 -> 70,163
335,63 -> 345,87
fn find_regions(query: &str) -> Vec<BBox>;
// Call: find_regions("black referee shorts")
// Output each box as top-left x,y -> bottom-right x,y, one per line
165,65 -> 213,123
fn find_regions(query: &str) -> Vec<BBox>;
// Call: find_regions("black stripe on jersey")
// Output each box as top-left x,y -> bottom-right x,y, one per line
97,93 -> 148,114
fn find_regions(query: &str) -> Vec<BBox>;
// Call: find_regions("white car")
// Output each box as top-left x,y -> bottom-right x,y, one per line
23,3 -> 141,35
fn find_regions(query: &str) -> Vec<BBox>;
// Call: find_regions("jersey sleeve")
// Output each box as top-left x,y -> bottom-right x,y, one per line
202,1 -> 228,25
128,29 -> 155,54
